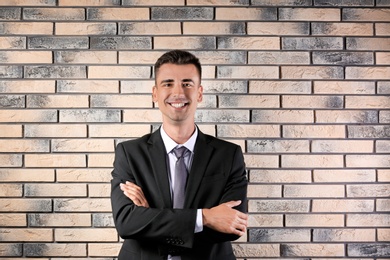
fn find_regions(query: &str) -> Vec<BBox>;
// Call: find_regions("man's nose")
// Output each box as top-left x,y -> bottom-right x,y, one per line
172,83 -> 184,95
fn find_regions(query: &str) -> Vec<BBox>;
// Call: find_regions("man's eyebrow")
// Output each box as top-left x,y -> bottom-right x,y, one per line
160,79 -> 174,84
159,79 -> 194,83
182,79 -> 194,82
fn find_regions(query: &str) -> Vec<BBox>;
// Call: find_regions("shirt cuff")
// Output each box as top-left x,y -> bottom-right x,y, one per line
195,209 -> 203,233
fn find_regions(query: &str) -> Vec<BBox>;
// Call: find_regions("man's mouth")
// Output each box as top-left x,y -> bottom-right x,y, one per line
169,102 -> 187,108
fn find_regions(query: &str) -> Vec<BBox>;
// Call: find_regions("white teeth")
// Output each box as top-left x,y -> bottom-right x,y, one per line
171,103 -> 185,108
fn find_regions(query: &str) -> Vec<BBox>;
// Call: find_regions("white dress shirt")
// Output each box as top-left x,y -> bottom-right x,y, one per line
160,125 -> 203,260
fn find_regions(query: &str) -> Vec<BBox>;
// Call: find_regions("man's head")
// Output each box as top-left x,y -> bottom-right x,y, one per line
152,50 -> 203,127
154,50 -> 202,83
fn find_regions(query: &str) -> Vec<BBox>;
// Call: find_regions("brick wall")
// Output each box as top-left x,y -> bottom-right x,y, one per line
0,0 -> 389,259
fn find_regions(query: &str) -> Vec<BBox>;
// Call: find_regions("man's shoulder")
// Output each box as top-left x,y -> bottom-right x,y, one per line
202,132 -> 240,150
117,132 -> 155,148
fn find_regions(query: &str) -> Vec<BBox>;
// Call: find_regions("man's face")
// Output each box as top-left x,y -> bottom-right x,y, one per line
152,63 -> 203,126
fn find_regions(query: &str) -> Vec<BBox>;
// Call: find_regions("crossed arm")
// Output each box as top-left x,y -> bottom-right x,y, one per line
120,181 -> 248,237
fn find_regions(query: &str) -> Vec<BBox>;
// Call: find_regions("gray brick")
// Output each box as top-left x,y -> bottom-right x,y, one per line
24,244 -> 47,257
348,125 -> 390,138
313,228 -> 374,241
0,199 -> 52,212
259,8 -> 277,20
314,0 -> 374,6
283,37 -> 343,50
93,213 -> 115,227
380,111 -> 390,124
202,80 -> 247,93
29,213 -> 91,227
0,95 -> 25,108
251,0 -> 311,5
29,214 -> 47,226
193,51 -> 246,64
249,228 -> 310,242
248,140 -> 308,153
152,7 -> 213,20
249,200 -> 310,213
23,8 -> 85,20
317,110 -> 378,124
229,22 -> 246,34
173,36 -> 216,49
90,36 -> 151,50
378,82 -> 390,94
0,66 -> 23,78
115,0 -> 142,4
25,243 -> 87,257
313,51 -> 373,65
249,51 -> 310,65
348,243 -> 390,257
281,243 -> 344,257
25,66 -> 86,79
377,0 -> 390,6
0,243 -> 22,256
188,0 -> 249,5
0,8 -> 21,20
28,37 -> 89,49
195,109 -> 249,123
60,109 -> 121,123
327,96 -> 343,108
347,38 -> 390,50
347,184 -> 390,197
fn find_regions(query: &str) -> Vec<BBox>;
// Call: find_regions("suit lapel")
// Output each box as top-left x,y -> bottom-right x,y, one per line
184,131 -> 214,208
147,129 -> 172,208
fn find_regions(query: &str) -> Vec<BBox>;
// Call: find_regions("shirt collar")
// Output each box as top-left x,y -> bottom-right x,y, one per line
160,125 -> 198,154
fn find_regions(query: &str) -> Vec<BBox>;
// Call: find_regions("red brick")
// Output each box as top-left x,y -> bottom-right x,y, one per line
0,37 -> 26,49
55,228 -> 117,242
56,22 -> 116,35
343,8 -> 390,21
87,7 -> 149,20
280,8 -> 340,21
183,22 -> 245,35
0,169 -> 55,182
0,214 -> 26,226
0,125 -> 22,137
59,0 -> 119,5
0,22 -> 53,35
0,51 -> 51,63
0,0 -> 56,5
25,154 -> 86,168
248,22 -> 309,35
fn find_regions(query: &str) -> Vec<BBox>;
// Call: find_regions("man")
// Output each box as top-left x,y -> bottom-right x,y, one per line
111,50 -> 248,260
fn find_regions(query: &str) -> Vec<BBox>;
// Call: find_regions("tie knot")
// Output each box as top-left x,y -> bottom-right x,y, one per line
173,146 -> 188,159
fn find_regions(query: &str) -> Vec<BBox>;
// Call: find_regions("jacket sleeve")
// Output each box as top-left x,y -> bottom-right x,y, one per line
196,145 -> 248,244
110,142 -> 198,249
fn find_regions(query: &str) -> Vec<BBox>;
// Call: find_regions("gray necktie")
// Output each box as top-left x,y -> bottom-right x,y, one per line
172,146 -> 188,209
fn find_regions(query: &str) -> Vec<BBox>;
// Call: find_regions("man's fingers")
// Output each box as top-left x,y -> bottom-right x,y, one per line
224,200 -> 242,208
120,182 -> 149,208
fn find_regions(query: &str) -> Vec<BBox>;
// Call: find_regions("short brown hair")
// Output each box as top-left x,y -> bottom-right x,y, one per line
154,50 -> 202,81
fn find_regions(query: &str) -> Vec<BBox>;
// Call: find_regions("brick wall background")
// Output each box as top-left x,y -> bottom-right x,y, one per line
0,0 -> 389,259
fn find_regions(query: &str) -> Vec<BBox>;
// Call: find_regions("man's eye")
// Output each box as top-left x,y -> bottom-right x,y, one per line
183,83 -> 192,87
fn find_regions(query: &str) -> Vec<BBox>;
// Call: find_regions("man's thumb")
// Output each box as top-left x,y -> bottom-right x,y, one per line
225,200 -> 241,208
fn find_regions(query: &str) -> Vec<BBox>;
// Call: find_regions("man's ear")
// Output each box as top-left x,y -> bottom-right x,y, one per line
197,85 -> 203,102
152,86 -> 158,102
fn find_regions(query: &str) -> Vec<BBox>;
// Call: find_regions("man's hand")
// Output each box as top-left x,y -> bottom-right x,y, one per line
120,181 -> 149,208
202,200 -> 248,237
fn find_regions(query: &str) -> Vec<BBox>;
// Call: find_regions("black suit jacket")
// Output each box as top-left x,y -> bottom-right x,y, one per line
111,128 -> 248,260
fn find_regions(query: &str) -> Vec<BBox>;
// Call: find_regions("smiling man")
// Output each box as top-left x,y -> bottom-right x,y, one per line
110,50 -> 248,260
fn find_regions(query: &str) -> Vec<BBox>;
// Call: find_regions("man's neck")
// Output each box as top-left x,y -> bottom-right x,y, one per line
162,123 -> 196,144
